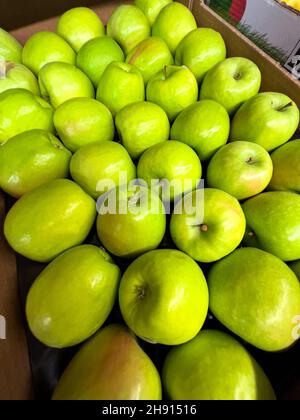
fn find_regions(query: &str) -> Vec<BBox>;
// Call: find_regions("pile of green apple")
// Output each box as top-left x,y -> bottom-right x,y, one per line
0,0 -> 300,401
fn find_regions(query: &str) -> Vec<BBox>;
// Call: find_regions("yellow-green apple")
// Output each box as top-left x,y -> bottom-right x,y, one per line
22,31 -> 76,75
39,62 -> 94,109
170,188 -> 246,263
0,28 -> 22,63
200,57 -> 261,115
152,3 -> 197,54
242,191 -> 300,261
0,129 -> 71,198
208,247 -> 300,351
119,249 -> 209,345
291,261 -> 300,279
231,93 -> 300,151
26,245 -> 120,348
135,0 -> 173,26
175,28 -> 226,83
0,88 -> 54,144
115,101 -> 170,159
146,65 -> 198,120
0,61 -> 39,95
126,37 -> 173,83
56,7 -> 105,52
107,5 -> 150,54
97,61 -> 145,116
163,329 -> 276,400
269,139 -> 300,192
97,185 -> 166,258
70,141 -> 136,199
4,179 -> 96,262
207,141 -> 273,200
137,140 -> 201,201
53,97 -> 114,152
170,100 -> 230,160
77,36 -> 124,87
52,324 -> 162,400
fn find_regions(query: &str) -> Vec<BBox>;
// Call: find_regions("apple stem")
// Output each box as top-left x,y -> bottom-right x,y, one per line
248,231 -> 255,237
163,65 -> 168,79
200,224 -> 208,232
278,102 -> 293,112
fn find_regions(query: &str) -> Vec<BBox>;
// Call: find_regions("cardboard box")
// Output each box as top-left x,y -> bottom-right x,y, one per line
0,0 -> 300,400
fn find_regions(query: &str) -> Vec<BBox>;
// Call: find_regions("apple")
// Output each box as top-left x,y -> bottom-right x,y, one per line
170,188 -> 246,263
0,28 -> 22,63
77,36 -> 124,87
4,179 -> 96,262
119,249 -> 209,345
200,57 -> 261,115
146,65 -> 198,121
126,36 -> 173,83
242,191 -> 300,261
207,141 -> 273,200
175,28 -> 226,83
0,129 -> 71,198
291,261 -> 300,280
0,88 -> 54,145
38,62 -> 94,109
170,100 -> 230,161
22,31 -> 76,75
26,245 -> 120,348
152,2 -> 197,54
97,185 -> 166,258
231,93 -> 300,151
107,5 -> 150,54
163,329 -> 276,400
96,61 -> 145,116
52,324 -> 162,400
0,61 -> 40,95
135,0 -> 173,26
269,139 -> 300,192
137,140 -> 202,201
115,101 -> 170,159
70,141 -> 136,199
208,247 -> 300,351
53,97 -> 114,152
56,7 -> 105,52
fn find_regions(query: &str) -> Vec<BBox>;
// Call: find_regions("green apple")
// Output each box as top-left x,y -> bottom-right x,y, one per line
115,101 -> 169,159
0,88 -> 54,144
291,261 -> 300,280
53,97 -> 114,152
269,139 -> 300,192
170,188 -> 246,263
0,61 -> 39,95
207,141 -> 273,200
200,57 -> 261,115
4,179 -> 96,262
146,65 -> 198,121
107,5 -> 150,54
175,28 -> 226,83
119,249 -> 209,345
135,0 -> 173,26
163,329 -> 276,400
52,324 -> 162,400
22,31 -> 76,75
39,62 -> 94,109
0,129 -> 71,198
97,185 -> 166,258
77,36 -> 125,87
208,247 -> 300,351
96,61 -> 145,116
137,140 -> 202,201
152,2 -> 197,54
70,141 -> 136,199
0,28 -> 22,63
231,93 -> 300,151
170,100 -> 230,160
26,245 -> 120,348
126,36 -> 173,83
56,7 -> 105,52
242,191 -> 300,261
